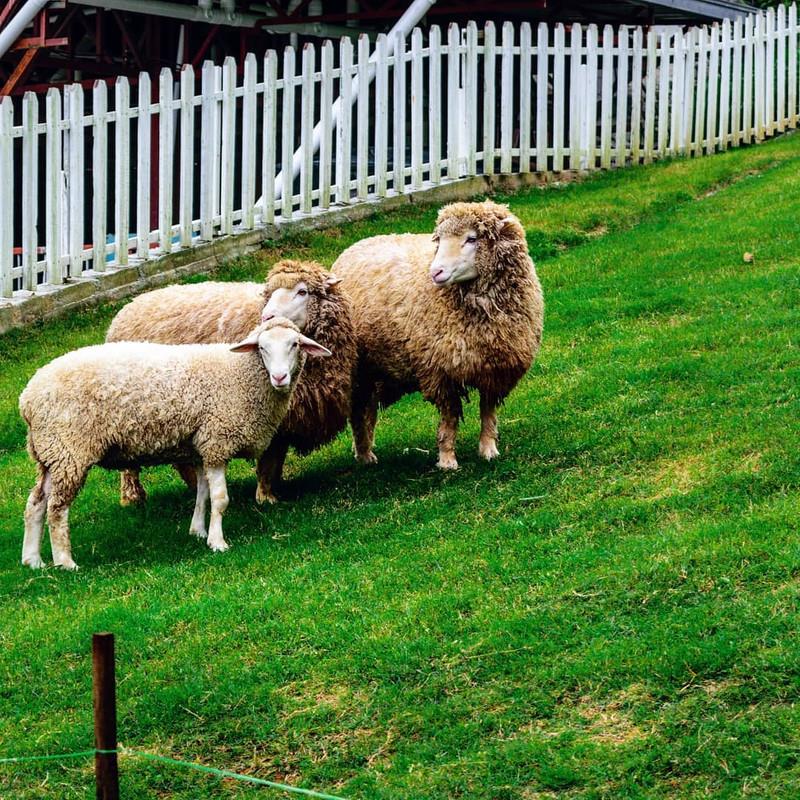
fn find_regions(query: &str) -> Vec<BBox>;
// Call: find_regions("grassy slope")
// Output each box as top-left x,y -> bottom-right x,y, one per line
1,134 -> 800,799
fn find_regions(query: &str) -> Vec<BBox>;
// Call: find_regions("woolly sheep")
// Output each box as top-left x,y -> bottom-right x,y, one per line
106,259 -> 357,505
333,201 -> 544,470
19,318 -> 331,570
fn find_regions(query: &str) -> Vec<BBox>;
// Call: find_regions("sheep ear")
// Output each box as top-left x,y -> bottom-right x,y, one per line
324,274 -> 342,289
230,334 -> 260,353
298,334 -> 332,358
497,215 -> 516,233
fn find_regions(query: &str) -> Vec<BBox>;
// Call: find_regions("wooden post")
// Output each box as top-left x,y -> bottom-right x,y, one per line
93,633 -> 120,800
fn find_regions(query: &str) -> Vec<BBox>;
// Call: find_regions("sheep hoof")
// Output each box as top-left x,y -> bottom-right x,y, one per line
54,558 -> 79,571
437,454 -> 459,470
479,440 -> 500,461
356,451 -> 378,465
255,485 -> 279,505
208,539 -> 229,553
22,555 -> 45,569
189,524 -> 207,539
119,489 -> 146,507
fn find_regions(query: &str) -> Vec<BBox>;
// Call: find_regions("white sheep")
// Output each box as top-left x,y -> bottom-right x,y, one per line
19,318 -> 331,570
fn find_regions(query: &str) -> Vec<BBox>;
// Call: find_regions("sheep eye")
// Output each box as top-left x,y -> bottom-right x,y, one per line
465,235 -> 477,245
297,289 -> 308,297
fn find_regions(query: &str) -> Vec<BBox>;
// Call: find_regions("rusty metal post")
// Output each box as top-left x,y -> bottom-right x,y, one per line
92,633 -> 120,800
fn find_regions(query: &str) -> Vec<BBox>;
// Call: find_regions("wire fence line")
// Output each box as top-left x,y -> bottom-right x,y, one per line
0,746 -> 349,799
0,5 -> 798,305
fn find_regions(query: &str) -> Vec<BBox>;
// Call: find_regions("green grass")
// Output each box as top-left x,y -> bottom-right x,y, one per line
2,133 -> 800,798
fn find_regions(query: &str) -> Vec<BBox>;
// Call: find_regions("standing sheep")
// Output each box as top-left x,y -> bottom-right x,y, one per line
333,201 -> 543,470
106,259 -> 357,505
19,318 -> 331,570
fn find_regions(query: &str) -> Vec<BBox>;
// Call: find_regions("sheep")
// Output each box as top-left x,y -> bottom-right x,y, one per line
19,318 -> 332,570
105,259 -> 357,506
333,200 -> 544,470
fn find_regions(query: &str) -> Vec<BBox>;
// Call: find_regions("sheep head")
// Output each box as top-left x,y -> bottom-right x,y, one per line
231,316 -> 332,392
260,259 -> 341,331
430,201 -> 526,288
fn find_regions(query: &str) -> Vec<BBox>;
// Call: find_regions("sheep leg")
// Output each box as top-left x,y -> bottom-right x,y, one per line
189,470 -> 209,539
256,439 -> 290,505
46,471 -> 85,571
351,383 -> 379,465
119,468 -> 146,506
436,401 -> 462,470
478,394 -> 500,461
22,465 -> 50,569
174,463 -> 198,490
205,465 -> 230,553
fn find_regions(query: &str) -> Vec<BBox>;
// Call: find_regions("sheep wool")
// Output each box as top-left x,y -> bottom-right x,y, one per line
106,259 -> 357,504
333,200 -> 543,469
19,318 -> 306,569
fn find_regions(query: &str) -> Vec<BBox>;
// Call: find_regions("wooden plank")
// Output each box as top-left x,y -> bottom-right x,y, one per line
200,61 -> 216,240
179,66 -> 195,246
766,7 -> 775,135
447,23 -> 461,180
320,40 -> 335,206
615,25 -> 629,167
21,91 -> 39,289
552,23 -> 565,171
585,24 -> 598,169
656,32 -> 670,157
0,98 -> 12,297
67,83 -> 85,277
670,32 -> 685,154
281,46 -> 296,218
516,22 -> 531,173
158,68 -> 174,254
114,78 -> 130,265
707,24 -> 719,153
682,29 -> 695,154
220,57 -> 236,233
136,72 -> 151,259
301,43 -> 316,212
391,32 -> 404,193
777,3 -> 786,131
754,13 -> 765,140
92,81 -> 108,272
427,26 -> 441,185
262,50 -> 277,223
630,26 -> 643,164
45,88 -> 63,285
410,28 -> 424,189
644,29 -> 656,163
600,24 -> 613,168
483,21 -> 496,174
731,18 -> 743,146
568,23 -> 582,169
357,35 -> 371,198
240,53 -> 257,228
743,15 -> 753,143
535,21 -> 548,172
719,20 -> 731,150
374,34 -> 389,195
465,21 -> 478,175
789,3 -> 798,128
695,26 -> 708,154
499,21 -> 513,174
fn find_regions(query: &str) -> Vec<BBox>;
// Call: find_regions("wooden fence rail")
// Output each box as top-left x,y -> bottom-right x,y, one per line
1,5 -> 798,302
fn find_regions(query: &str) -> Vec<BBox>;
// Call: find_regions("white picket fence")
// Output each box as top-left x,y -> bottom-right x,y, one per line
1,5 -> 799,301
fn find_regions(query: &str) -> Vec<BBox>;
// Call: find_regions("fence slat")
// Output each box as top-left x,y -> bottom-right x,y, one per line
92,82 -> 108,272
447,23 -> 462,180
536,22 -> 548,172
428,26 -> 441,185
656,33 -> 670,157
199,62 -> 216,239
67,84 -> 85,277
301,44 -> 317,212
789,4 -> 798,128
465,21 -> 478,175
719,20 -> 731,149
755,14 -> 765,140
22,92 -> 39,290
670,32 -> 685,154
630,27 -> 643,164
732,19 -> 743,146
320,41 -> 335,206
0,98 -> 12,297
241,53 -> 257,228
777,4 -> 786,131
179,66 -> 195,247
600,24 -> 613,169
45,88 -> 63,285
499,22 -> 514,174
766,7 -> 775,135
644,30 -> 656,163
552,23 -> 565,171
615,26 -> 629,167
113,79 -> 130,267
682,30 -> 695,154
262,51 -> 277,223
516,22 -> 531,173
569,23 -> 582,169
390,33 -> 405,193
220,57 -> 236,233
374,35 -> 389,196
707,24 -> 720,153
483,21 -> 496,174
585,25 -> 598,168
357,36 -> 372,198
337,37 -> 354,202
158,69 -> 174,254
136,73 -> 152,259
410,28 -> 424,189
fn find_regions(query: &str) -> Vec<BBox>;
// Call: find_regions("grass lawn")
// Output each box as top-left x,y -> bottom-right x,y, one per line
2,132 -> 800,798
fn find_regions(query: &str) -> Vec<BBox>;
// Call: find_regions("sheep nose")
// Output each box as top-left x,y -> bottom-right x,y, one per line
271,373 -> 288,385
430,267 -> 447,285
261,312 -> 275,322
